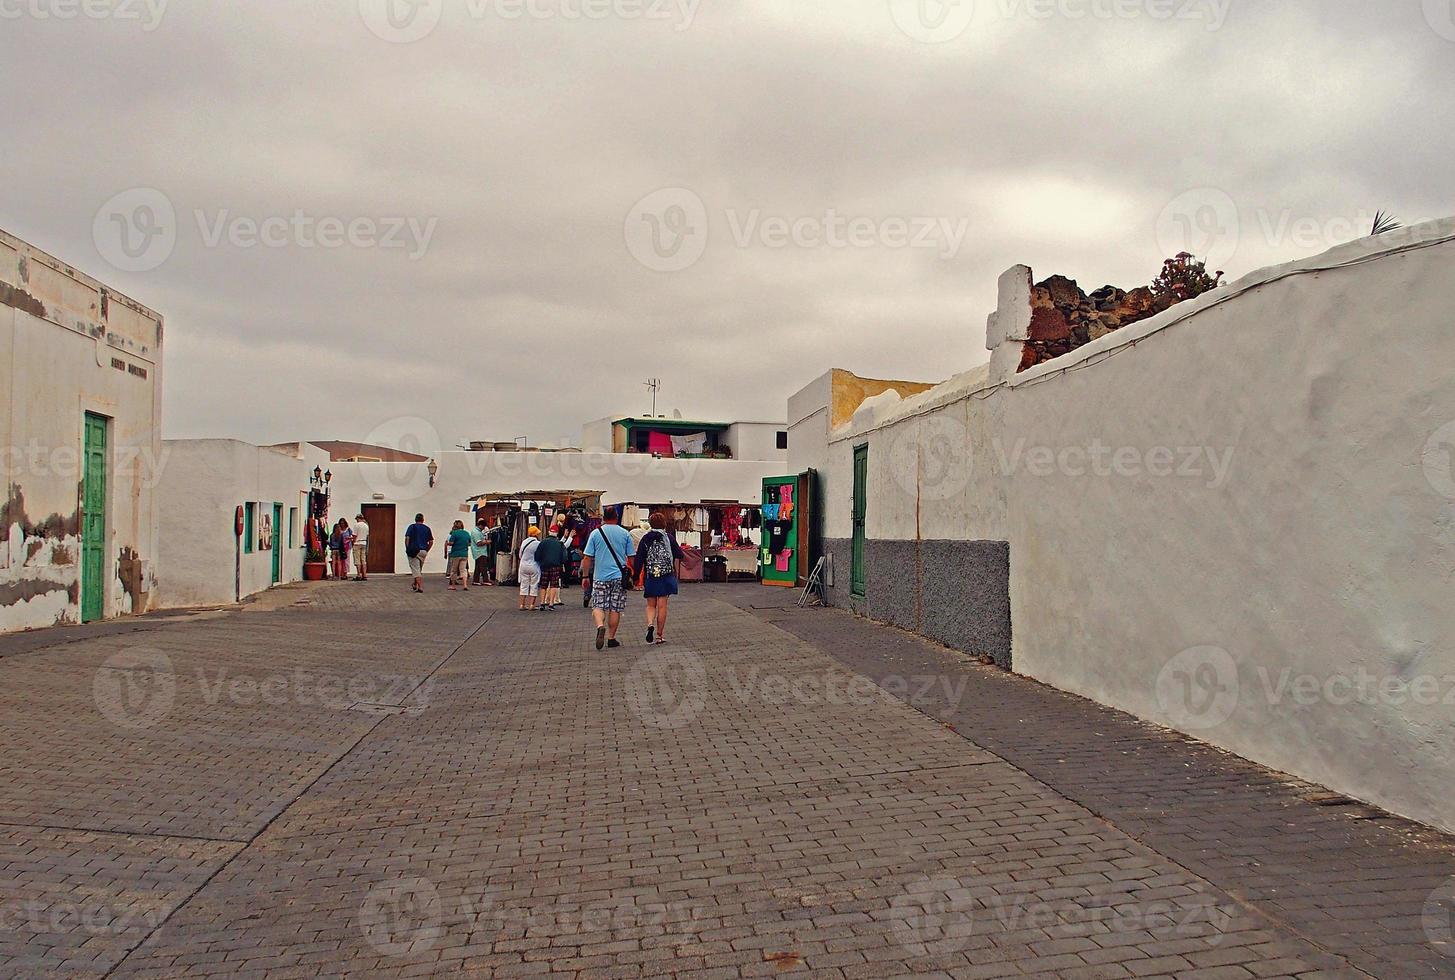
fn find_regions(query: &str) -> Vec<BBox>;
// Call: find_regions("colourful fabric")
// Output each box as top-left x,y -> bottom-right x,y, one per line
647,431 -> 674,456
776,550 -> 793,573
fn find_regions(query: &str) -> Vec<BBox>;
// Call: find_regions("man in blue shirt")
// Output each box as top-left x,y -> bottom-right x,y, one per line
582,506 -> 635,650
404,514 -> 433,594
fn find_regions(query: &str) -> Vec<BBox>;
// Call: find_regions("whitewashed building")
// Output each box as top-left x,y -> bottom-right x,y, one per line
789,217 -> 1455,833
0,229 -> 163,632
155,440 -> 332,608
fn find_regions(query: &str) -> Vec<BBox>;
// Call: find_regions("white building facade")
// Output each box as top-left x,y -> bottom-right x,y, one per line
790,218 -> 1455,833
0,229 -> 163,632
155,440 -> 331,609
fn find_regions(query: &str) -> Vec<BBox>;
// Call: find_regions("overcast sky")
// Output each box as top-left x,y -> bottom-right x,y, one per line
3,0 -> 1451,451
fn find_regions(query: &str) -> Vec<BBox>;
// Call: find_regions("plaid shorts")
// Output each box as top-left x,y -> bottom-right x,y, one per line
540,566 -> 562,588
590,577 -> 627,613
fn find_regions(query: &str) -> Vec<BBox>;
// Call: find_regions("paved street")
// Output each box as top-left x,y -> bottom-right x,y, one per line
1,581 -> 1452,978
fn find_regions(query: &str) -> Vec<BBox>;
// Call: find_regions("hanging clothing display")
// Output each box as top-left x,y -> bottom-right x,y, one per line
766,520 -> 793,556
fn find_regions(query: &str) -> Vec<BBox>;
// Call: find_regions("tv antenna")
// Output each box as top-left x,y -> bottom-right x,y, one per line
645,378 -> 662,417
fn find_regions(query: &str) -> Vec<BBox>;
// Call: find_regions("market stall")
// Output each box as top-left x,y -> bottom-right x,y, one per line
615,500 -> 763,583
463,490 -> 603,585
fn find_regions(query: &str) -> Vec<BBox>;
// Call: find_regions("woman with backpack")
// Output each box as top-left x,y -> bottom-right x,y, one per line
634,512 -> 685,645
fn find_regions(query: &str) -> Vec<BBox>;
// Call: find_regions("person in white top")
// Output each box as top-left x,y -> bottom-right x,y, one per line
351,515 -> 371,581
518,526 -> 543,611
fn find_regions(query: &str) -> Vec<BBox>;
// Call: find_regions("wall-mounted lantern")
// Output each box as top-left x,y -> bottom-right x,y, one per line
427,458 -> 439,488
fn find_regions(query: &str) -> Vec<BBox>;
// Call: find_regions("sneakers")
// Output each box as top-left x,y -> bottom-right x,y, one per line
595,627 -> 607,650
607,639 -> 621,649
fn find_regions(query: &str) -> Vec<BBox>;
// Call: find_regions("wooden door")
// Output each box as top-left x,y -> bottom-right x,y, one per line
81,413 -> 108,623
361,505 -> 396,574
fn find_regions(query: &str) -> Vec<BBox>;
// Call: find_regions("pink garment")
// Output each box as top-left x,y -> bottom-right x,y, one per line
775,550 -> 793,573
647,431 -> 674,456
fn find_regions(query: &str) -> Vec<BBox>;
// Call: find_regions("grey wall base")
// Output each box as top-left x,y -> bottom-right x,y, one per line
822,538 -> 1012,669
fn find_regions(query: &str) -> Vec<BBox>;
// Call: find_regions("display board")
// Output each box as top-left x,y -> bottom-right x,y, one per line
761,471 -> 813,588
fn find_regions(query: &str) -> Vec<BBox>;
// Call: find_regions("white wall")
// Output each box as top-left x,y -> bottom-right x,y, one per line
806,218 -> 1455,833
0,230 -> 163,631
155,440 -> 328,608
725,422 -> 788,463
324,449 -> 781,575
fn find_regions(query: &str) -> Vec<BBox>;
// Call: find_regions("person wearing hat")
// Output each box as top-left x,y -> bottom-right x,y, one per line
518,525 -> 543,610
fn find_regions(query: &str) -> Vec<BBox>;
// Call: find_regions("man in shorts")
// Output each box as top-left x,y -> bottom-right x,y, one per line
351,514 -> 371,581
404,513 -> 433,594
581,506 -> 635,650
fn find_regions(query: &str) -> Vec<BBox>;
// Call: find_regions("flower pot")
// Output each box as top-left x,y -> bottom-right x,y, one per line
303,562 -> 327,581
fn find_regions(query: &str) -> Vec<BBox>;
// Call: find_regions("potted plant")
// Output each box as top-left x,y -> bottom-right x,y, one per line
303,545 -> 327,580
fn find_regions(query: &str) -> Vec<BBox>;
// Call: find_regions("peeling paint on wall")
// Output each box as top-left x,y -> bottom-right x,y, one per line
0,282 -> 47,319
117,547 -> 149,615
1,483 -> 84,629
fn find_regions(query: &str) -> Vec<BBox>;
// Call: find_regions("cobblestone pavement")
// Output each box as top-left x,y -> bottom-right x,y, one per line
0,579 -> 1451,978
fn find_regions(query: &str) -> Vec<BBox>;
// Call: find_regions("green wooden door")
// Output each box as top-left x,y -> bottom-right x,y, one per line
271,504 -> 283,584
81,413 -> 108,623
851,444 -> 868,597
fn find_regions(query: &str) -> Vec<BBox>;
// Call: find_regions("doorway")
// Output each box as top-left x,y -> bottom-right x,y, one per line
81,413 -> 109,623
271,503 -> 283,584
360,504 -> 396,574
851,444 -> 868,598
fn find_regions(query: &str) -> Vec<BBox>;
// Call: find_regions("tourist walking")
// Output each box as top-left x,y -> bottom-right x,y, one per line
582,506 -> 634,650
329,519 -> 353,581
471,518 -> 494,586
518,526 -> 542,610
404,514 -> 433,593
535,525 -> 567,610
446,520 -> 473,591
351,514 -> 371,581
635,512 -> 685,644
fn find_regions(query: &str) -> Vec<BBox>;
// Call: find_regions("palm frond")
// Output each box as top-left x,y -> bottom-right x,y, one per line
1371,210 -> 1402,236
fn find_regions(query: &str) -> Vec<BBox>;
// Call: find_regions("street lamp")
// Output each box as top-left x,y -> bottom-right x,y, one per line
427,458 -> 439,488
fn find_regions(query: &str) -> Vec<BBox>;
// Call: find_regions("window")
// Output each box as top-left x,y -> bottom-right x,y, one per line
243,503 -> 256,553
777,431 -> 789,450
288,507 -> 298,548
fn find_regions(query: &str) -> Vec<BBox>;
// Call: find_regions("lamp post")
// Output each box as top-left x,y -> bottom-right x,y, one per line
427,458 -> 439,488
